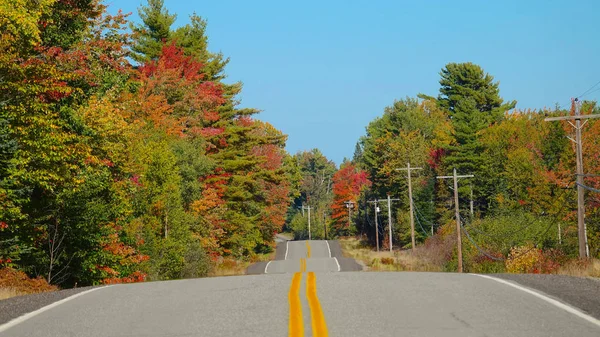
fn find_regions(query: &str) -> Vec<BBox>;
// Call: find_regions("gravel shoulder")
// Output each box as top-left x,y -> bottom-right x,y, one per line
492,273 -> 600,320
0,286 -> 98,326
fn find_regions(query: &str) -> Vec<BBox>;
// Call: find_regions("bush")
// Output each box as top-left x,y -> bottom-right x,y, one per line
180,241 -> 210,279
0,268 -> 57,294
380,257 -> 394,265
470,259 -> 506,273
470,211 -> 559,256
506,244 -> 542,273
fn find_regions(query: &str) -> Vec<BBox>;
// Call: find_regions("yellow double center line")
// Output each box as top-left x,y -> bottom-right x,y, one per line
288,241 -> 329,337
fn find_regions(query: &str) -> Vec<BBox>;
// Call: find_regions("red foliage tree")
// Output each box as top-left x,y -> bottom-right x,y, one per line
331,163 -> 370,234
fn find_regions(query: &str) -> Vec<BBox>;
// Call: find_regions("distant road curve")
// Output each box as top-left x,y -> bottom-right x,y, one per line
246,239 -> 362,275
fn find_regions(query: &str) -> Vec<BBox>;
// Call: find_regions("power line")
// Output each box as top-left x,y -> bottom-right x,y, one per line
459,213 -> 537,242
462,216 -> 558,263
414,207 -> 431,237
459,190 -> 569,263
412,200 -> 440,237
461,223 -> 505,261
437,169 -> 474,273
576,182 -> 600,193
580,86 -> 600,100
396,162 -> 423,252
578,80 -> 600,99
545,98 -> 600,258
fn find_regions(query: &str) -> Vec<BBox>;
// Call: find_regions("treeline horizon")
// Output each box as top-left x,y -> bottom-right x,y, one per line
2,0 -> 599,287
322,62 -> 600,272
0,0 -> 313,286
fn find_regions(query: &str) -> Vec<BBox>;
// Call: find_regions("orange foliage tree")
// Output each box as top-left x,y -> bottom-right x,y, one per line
331,162 -> 370,235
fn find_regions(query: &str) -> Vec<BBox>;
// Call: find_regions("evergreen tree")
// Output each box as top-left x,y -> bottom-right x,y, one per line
130,0 -> 176,63
172,14 -> 229,81
437,63 -> 516,210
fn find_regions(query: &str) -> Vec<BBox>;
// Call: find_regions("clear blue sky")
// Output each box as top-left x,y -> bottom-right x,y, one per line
107,0 -> 600,165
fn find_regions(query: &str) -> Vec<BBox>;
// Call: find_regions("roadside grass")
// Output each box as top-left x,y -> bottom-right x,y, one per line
277,232 -> 294,241
339,237 -> 443,272
558,258 -> 600,278
0,268 -> 57,300
209,251 -> 275,277
0,287 -> 25,300
340,236 -> 600,278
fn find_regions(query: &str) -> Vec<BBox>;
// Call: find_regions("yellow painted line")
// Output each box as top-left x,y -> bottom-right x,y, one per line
306,241 -> 311,258
306,272 -> 329,337
288,272 -> 304,337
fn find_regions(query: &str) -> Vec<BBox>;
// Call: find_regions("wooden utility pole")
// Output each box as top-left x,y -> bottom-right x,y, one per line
344,201 -> 355,231
372,201 -> 380,252
302,205 -> 312,240
469,185 -> 474,216
396,162 -> 422,253
387,196 -> 393,253
545,98 -> 600,258
323,213 -> 328,240
386,195 -> 400,252
369,198 -> 399,252
437,169 -> 474,273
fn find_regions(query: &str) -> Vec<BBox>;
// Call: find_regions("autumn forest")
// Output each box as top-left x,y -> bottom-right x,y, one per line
2,0 -> 600,289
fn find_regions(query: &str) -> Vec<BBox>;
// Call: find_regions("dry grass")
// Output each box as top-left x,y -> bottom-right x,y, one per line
0,268 -> 57,300
0,287 -> 25,300
557,258 -> 600,278
339,237 -> 443,272
209,251 -> 275,277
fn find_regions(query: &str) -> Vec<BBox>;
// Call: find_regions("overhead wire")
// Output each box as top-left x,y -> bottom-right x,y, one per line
580,86 -> 600,100
461,222 -> 505,261
413,205 -> 431,237
411,200 -> 438,237
576,182 -> 600,193
578,79 -> 600,99
412,200 -> 438,227
459,188 -> 570,262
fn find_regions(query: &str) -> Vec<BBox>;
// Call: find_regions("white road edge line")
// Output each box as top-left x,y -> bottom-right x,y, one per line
264,261 -> 272,274
325,240 -> 332,258
334,257 -> 341,272
473,274 -> 600,328
284,240 -> 289,260
0,285 -> 113,333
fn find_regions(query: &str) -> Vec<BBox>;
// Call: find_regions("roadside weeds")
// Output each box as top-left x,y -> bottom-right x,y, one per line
339,236 -> 600,278
0,268 -> 57,301
339,237 -> 443,272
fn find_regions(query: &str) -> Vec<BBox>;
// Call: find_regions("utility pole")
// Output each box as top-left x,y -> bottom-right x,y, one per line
344,201 -> 355,232
323,211 -> 328,240
301,205 -> 312,240
545,98 -> 600,258
437,169 -> 474,273
470,185 -> 474,217
372,201 -> 379,252
396,162 -> 422,253
386,195 -> 400,252
369,197 -> 399,252
558,223 -> 562,245
387,195 -> 392,253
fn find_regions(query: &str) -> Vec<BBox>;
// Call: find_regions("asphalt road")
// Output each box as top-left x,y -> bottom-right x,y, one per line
1,240 -> 600,336
246,239 -> 362,275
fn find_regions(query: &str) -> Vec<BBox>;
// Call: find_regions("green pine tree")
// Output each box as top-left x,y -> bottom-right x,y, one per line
437,62 -> 516,211
130,0 -> 176,63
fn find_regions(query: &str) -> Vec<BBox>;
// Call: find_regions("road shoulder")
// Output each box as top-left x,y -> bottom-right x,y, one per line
492,273 -> 600,320
0,286 -> 97,326
327,240 -> 363,272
